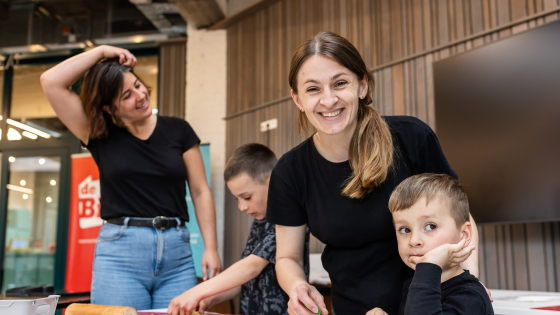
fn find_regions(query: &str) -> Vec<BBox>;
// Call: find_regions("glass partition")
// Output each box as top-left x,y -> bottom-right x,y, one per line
2,155 -> 60,292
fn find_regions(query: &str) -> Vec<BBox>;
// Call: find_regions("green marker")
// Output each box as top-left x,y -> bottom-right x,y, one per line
306,302 -> 322,315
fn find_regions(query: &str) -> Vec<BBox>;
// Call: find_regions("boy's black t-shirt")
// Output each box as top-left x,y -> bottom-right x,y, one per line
398,263 -> 494,315
86,116 -> 200,221
240,219 -> 310,315
266,116 -> 457,315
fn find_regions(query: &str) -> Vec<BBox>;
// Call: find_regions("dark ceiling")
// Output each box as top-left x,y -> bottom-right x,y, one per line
0,0 -> 186,49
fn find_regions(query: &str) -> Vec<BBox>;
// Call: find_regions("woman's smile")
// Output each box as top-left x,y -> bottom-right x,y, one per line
319,108 -> 344,118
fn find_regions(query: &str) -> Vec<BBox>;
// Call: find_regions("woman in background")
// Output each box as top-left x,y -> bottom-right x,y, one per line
40,45 -> 222,310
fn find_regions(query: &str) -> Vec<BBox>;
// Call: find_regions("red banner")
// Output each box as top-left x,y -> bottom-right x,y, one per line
65,153 -> 102,292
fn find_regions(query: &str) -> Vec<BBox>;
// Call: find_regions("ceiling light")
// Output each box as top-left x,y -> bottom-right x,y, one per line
20,180 -> 26,186
7,128 -> 22,141
50,180 -> 57,186
7,119 -> 51,138
39,158 -> 46,165
46,197 -> 52,203
8,156 -> 16,162
22,131 -> 38,139
7,184 -> 33,194
0,115 -> 3,120
23,194 -> 29,200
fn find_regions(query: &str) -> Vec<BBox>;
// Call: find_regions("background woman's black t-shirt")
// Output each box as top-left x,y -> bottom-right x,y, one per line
266,116 -> 458,315
86,116 -> 200,221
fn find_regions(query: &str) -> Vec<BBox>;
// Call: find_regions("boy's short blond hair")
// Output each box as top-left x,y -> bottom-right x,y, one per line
389,173 -> 470,227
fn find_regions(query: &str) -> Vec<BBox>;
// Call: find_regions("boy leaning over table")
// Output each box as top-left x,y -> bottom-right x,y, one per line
367,174 -> 493,315
168,143 -> 310,315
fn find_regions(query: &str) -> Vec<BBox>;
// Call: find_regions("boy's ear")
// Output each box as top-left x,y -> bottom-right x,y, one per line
460,221 -> 473,247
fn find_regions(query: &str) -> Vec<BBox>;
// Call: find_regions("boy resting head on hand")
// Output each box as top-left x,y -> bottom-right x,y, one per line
367,173 -> 493,315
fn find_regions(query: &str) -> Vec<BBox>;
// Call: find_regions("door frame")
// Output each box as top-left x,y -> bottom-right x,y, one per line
0,144 -> 80,292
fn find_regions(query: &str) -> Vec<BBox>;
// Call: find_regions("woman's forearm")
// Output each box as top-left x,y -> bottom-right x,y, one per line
192,189 -> 218,251
276,257 -> 309,294
41,46 -> 106,88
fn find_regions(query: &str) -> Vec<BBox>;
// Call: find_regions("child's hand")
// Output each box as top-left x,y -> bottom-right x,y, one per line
409,239 -> 475,268
197,296 -> 216,314
366,307 -> 388,315
167,288 -> 202,315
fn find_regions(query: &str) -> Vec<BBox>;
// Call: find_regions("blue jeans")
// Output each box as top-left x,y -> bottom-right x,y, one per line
91,219 -> 197,310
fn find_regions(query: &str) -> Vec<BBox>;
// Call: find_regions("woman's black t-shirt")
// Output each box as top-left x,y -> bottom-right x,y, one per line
266,116 -> 458,315
86,116 -> 200,221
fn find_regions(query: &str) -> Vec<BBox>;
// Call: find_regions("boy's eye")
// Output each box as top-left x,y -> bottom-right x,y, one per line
244,196 -> 251,201
425,223 -> 437,231
398,227 -> 410,234
306,87 -> 319,93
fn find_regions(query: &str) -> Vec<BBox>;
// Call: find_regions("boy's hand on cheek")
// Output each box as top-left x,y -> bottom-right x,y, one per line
366,307 -> 388,315
409,239 -> 475,269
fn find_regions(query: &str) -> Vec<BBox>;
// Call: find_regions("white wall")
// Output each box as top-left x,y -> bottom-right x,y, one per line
185,25 -> 227,261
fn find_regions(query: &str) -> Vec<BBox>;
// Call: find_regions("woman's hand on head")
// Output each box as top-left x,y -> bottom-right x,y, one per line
98,45 -> 137,67
366,307 -> 389,315
287,283 -> 328,315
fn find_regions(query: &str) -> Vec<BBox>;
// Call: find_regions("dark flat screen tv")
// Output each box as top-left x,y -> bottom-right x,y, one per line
434,19 -> 560,224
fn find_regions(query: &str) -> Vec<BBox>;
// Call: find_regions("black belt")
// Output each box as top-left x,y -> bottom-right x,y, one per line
106,216 -> 185,230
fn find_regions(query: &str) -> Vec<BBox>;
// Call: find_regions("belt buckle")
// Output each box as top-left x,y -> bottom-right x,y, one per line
152,216 -> 169,230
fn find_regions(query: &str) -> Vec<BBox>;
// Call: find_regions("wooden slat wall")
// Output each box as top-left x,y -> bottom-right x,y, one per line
158,38 -> 187,118
223,0 -> 560,292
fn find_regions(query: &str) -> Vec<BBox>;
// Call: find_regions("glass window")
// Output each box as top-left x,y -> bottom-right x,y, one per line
2,155 -> 60,292
10,64 -> 69,138
134,55 -> 158,110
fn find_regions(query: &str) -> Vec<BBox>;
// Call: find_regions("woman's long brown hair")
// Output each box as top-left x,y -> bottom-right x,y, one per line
289,32 -> 394,199
80,58 -> 149,139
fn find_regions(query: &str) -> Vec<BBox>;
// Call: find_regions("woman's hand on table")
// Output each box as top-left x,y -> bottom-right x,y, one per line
201,248 -> 222,280
287,283 -> 328,315
167,288 -> 201,315
366,307 -> 388,315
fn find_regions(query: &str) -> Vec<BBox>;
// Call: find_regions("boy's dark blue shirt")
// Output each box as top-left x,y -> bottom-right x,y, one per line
240,218 -> 310,315
398,263 -> 494,315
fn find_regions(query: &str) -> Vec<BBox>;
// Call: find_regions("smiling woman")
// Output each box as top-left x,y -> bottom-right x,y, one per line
39,45 -> 222,310
266,32 -> 478,315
